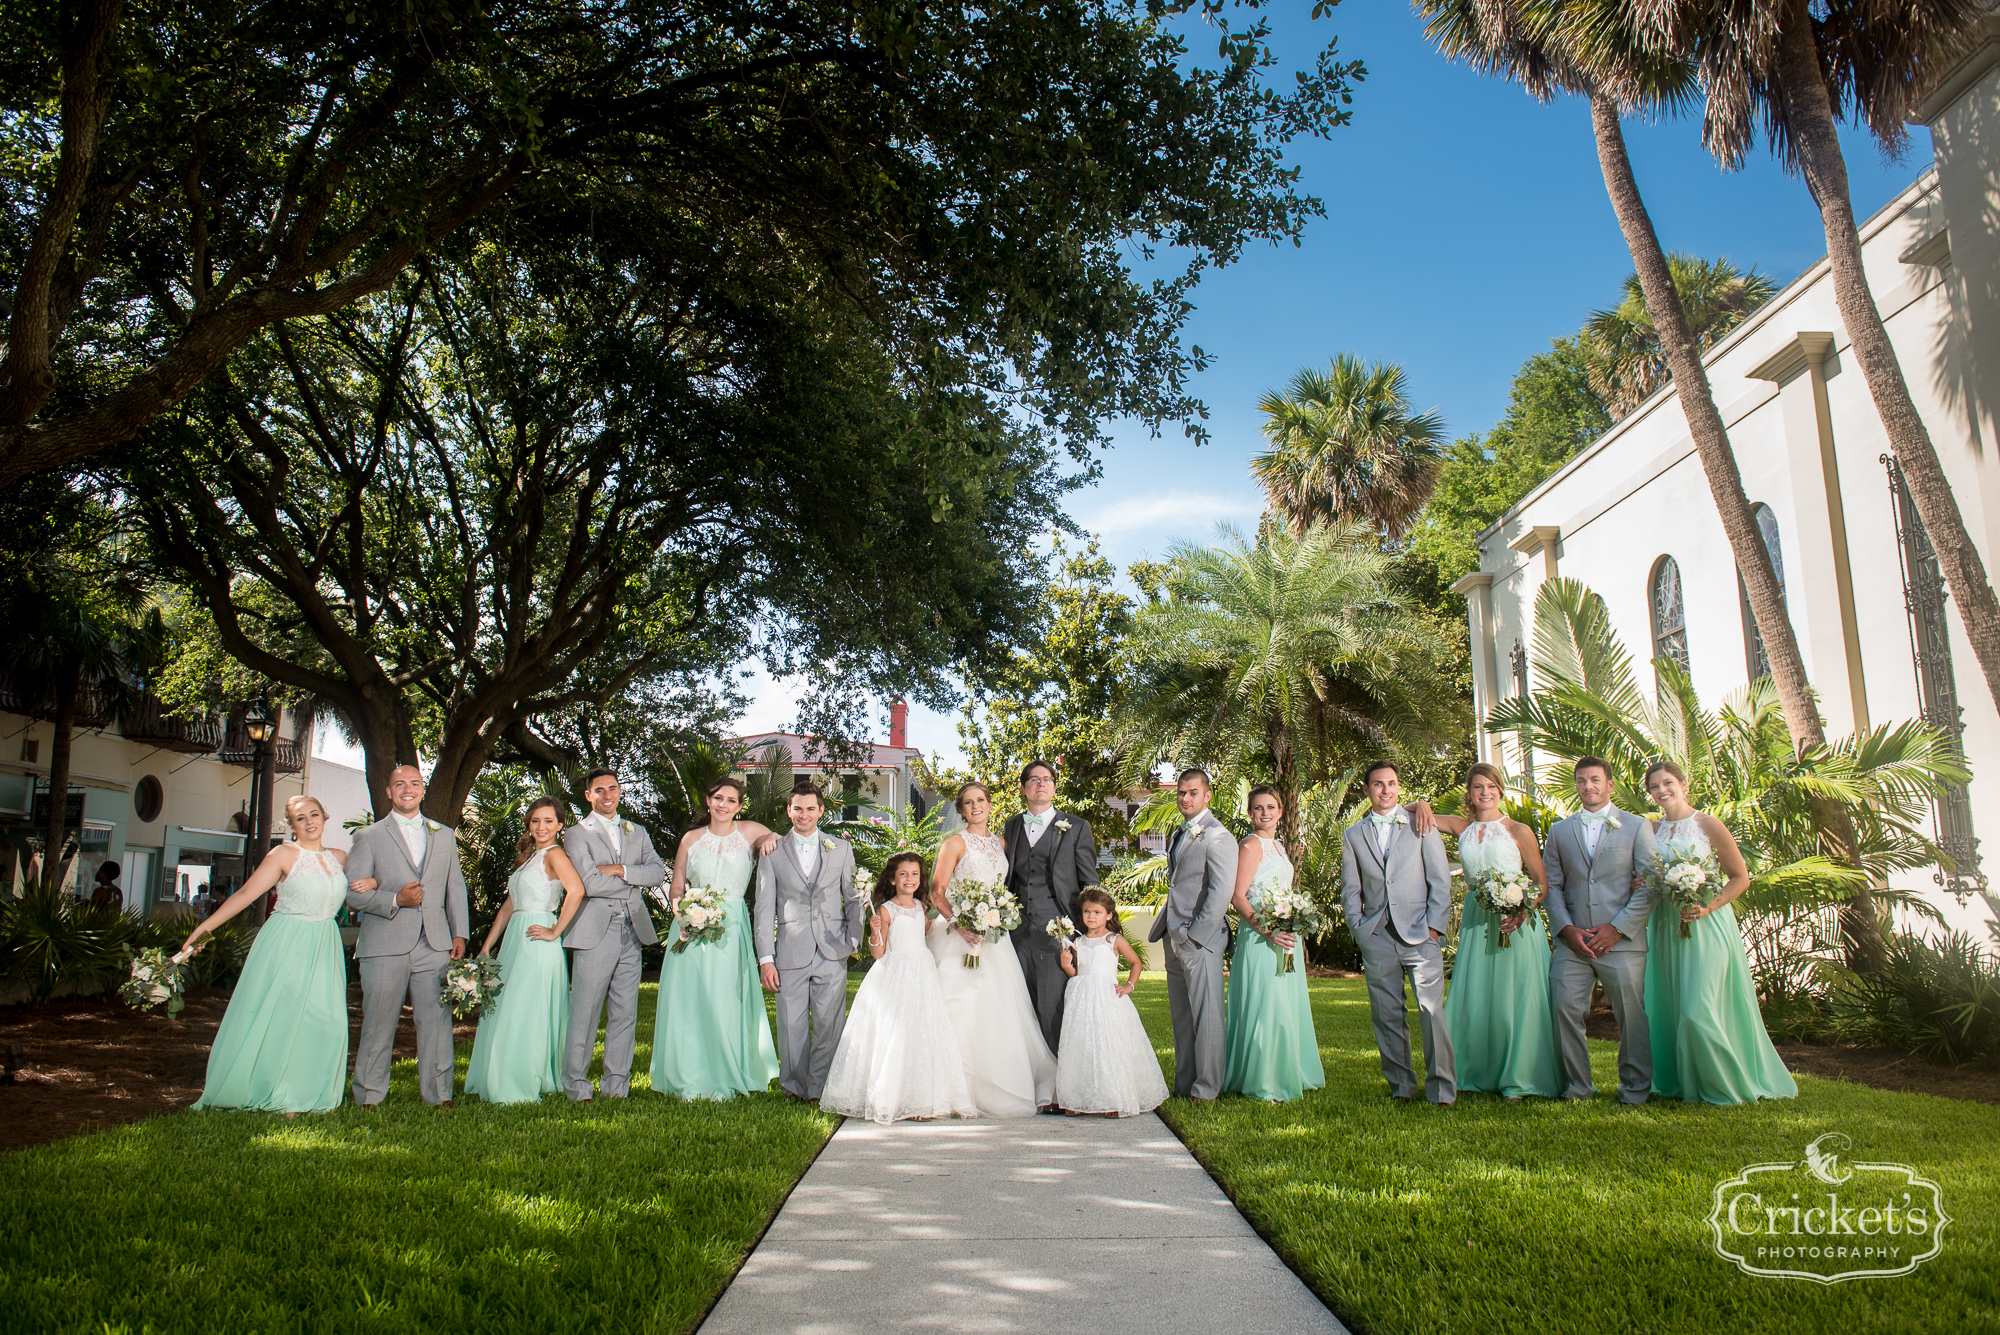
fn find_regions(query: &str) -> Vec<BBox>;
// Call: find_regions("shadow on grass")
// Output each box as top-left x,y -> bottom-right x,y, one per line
1,983 -> 838,1334
1132,977 -> 1999,1335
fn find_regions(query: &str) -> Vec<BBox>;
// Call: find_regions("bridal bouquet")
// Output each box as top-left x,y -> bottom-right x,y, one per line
439,955 -> 505,1019
673,883 -> 729,954
947,877 -> 1020,968
1647,846 -> 1723,939
1471,868 -> 1538,949
120,946 -> 194,1018
1253,886 -> 1327,974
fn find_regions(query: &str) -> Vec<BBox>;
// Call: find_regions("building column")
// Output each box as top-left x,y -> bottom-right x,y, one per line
1452,573 -> 1498,763
1751,333 -> 1871,734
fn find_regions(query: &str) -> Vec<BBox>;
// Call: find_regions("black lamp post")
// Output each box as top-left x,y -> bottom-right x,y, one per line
243,695 -> 273,893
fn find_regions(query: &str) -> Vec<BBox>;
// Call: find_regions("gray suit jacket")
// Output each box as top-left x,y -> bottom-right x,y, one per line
1149,808 -> 1238,950
754,832 -> 864,969
1543,807 -> 1660,957
344,817 -> 471,958
1339,815 -> 1451,944
560,816 -> 664,950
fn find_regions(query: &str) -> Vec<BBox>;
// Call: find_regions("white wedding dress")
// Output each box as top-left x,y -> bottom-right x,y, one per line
820,900 -> 978,1124
928,832 -> 1058,1116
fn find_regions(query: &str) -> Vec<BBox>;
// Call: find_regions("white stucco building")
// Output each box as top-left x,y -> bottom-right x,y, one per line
1455,26 -> 2000,937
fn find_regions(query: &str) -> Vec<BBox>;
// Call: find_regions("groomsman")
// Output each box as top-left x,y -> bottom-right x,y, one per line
755,780 -> 864,1101
344,764 -> 470,1107
1340,759 -> 1455,1105
1544,756 -> 1659,1104
560,768 -> 665,1101
1003,758 -> 1099,1056
1148,768 -> 1237,1101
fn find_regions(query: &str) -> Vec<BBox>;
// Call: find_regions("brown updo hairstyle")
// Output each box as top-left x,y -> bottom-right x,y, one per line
1642,759 -> 1689,793
1246,784 -> 1283,813
1464,762 -> 1509,810
693,775 -> 747,830
1073,886 -> 1122,936
954,781 -> 992,818
515,795 -> 566,866
284,794 -> 328,828
872,850 -> 929,910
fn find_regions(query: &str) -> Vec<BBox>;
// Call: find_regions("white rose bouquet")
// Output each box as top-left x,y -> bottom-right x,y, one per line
439,955 -> 505,1019
1252,886 -> 1327,974
947,876 -> 1021,968
1044,914 -> 1076,943
120,946 -> 194,1018
1471,868 -> 1538,949
673,883 -> 729,954
1646,846 -> 1723,938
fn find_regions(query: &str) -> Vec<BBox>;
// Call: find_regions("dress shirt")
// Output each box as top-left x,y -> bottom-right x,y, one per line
1022,808 -> 1056,848
393,812 -> 428,866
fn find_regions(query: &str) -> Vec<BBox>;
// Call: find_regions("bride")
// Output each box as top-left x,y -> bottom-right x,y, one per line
929,782 -> 1058,1116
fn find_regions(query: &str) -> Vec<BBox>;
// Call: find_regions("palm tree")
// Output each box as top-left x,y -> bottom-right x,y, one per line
1649,0 -> 2000,718
1252,355 -> 1447,540
1584,254 -> 1779,419
1488,578 -> 1970,968
1112,521 -> 1467,844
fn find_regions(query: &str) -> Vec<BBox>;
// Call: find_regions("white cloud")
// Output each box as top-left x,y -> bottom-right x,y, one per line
1083,489 -> 1260,538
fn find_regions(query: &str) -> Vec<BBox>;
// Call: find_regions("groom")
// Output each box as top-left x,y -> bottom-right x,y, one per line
1340,759 -> 1455,1105
344,764 -> 470,1108
1003,759 -> 1099,1057
560,767 -> 665,1101
755,779 -> 864,1101
1148,767 -> 1236,1101
1545,755 -> 1660,1104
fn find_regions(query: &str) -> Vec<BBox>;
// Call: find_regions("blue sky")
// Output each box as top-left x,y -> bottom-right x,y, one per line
739,1 -> 1931,767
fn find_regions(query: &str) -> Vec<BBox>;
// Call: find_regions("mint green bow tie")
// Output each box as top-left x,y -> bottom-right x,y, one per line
1368,812 -> 1402,826
395,815 -> 424,829
1579,809 -> 1613,824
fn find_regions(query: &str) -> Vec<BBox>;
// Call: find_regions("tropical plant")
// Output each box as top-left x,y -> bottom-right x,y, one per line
1252,355 -> 1448,539
0,885 -> 138,1003
1826,931 -> 2000,1066
1114,521 -> 1468,846
1486,578 -> 1968,971
1651,0 -> 2000,719
833,804 -> 949,880
1582,255 -> 1778,419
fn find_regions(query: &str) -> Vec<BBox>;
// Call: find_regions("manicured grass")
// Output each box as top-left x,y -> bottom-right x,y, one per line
1130,976 -> 2000,1335
1,983 -> 837,1334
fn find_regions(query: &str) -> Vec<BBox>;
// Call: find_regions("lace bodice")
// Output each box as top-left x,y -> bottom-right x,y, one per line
880,899 -> 928,953
273,848 -> 346,920
687,827 -> 755,900
951,831 -> 1009,891
508,846 -> 565,914
1655,815 -> 1712,861
1072,933 -> 1121,979
1457,820 -> 1524,883
1245,835 -> 1294,907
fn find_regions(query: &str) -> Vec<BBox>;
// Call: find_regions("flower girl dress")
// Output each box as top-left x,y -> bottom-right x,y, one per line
820,900 -> 978,1124
1054,934 -> 1167,1115
466,846 -> 570,1104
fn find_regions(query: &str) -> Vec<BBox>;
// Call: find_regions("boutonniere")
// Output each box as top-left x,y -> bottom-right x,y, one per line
1055,818 -> 1072,833
620,819 -> 635,834
1184,825 -> 1204,842
425,819 -> 442,833
821,838 -> 836,851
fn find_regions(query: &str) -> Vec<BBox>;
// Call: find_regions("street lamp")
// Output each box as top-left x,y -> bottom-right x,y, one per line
242,696 -> 274,903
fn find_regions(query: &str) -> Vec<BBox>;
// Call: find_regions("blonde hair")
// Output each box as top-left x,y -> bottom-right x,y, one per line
285,794 -> 328,826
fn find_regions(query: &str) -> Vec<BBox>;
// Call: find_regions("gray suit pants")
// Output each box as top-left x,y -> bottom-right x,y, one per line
353,941 -> 455,1106
1164,935 -> 1225,1100
777,953 -> 848,1100
1359,922 -> 1456,1103
566,909 -> 642,1099
1550,947 -> 1651,1102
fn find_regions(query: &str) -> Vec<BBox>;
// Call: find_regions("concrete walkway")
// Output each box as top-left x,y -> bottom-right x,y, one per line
699,1113 -> 1350,1335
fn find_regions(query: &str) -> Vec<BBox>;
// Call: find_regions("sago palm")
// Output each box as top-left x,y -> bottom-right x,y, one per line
1584,254 -> 1778,419
1113,521 -> 1467,844
1252,355 -> 1447,540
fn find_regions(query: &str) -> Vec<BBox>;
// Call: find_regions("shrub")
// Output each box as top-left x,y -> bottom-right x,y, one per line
0,886 -> 139,1003
1826,931 -> 2000,1066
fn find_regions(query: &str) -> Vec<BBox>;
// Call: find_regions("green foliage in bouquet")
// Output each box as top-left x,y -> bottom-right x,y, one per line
120,947 -> 193,1018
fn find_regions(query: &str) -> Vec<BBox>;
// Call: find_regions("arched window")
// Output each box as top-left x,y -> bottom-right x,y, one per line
1650,556 -> 1690,673
1740,504 -> 1786,681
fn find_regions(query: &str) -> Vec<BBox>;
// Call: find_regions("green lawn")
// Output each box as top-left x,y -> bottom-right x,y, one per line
1,983 -> 837,1334
1129,976 -> 2000,1335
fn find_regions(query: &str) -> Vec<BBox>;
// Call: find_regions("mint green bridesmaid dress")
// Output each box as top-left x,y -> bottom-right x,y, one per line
648,828 -> 780,1099
1644,816 -> 1797,1105
193,848 -> 349,1113
466,847 -> 571,1104
1442,820 -> 1560,1098
1223,836 -> 1325,1102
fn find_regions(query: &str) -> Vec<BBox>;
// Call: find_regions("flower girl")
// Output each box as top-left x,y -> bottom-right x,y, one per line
1054,889 -> 1168,1116
820,852 -> 978,1124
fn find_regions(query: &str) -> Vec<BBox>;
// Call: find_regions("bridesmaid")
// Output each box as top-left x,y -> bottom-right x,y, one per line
1221,786 -> 1325,1103
1422,764 -> 1560,1100
1641,761 -> 1797,1105
183,795 -> 350,1115
648,777 -> 782,1099
466,796 -> 587,1104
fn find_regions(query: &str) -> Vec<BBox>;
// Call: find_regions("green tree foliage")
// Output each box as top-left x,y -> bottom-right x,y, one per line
944,536 -> 1138,839
1252,354 -> 1447,540
1584,254 -> 1777,420
0,0 -> 1362,486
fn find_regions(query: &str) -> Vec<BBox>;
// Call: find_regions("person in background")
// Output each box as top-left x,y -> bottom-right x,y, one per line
89,862 -> 123,911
